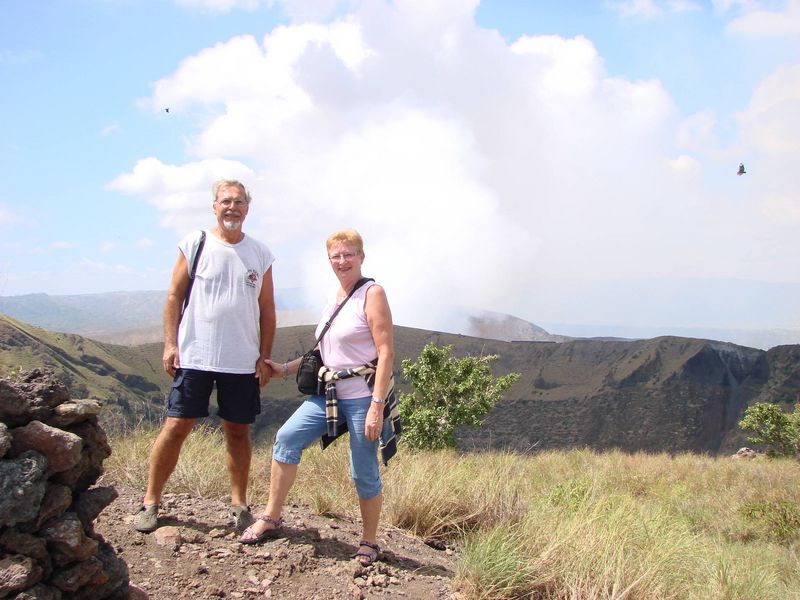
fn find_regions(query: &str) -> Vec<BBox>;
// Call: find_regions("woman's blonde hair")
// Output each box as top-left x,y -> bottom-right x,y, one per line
326,228 -> 364,255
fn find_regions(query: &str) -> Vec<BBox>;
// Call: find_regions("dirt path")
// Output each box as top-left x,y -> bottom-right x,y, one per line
96,485 -> 460,600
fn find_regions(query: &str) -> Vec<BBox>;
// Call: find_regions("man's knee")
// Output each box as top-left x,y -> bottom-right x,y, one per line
222,420 -> 251,444
159,417 -> 195,442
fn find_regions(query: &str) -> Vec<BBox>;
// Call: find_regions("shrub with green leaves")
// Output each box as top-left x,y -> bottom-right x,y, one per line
738,402 -> 800,458
739,499 -> 800,542
398,342 -> 520,451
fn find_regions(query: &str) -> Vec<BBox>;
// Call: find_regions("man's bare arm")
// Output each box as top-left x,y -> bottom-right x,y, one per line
255,265 -> 277,387
163,252 -> 190,377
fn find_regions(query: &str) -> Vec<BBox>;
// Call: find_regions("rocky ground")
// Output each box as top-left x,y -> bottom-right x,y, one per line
95,485 -> 461,600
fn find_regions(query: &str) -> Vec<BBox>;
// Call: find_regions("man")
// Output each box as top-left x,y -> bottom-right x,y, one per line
134,179 -> 276,533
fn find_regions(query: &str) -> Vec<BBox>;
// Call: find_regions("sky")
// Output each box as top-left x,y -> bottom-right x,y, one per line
1,0 -> 799,336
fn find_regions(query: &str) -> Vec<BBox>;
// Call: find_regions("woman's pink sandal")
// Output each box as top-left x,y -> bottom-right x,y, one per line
352,539 -> 381,566
239,515 -> 283,545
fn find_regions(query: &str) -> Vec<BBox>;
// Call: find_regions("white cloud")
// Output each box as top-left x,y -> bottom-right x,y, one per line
269,0 -> 351,22
762,194 -> 800,223
669,154 -> 702,174
100,123 -> 120,137
100,241 -> 116,253
108,157 -> 255,236
511,35 -> 603,97
50,241 -> 76,250
0,49 -> 44,66
174,0 -> 263,13
738,63 -> 800,155
136,238 -> 155,249
114,0 -> 800,329
78,259 -> 134,274
0,205 -> 22,225
172,0 -> 373,24
727,0 -> 800,37
609,0 -> 701,18
677,110 -> 717,151
711,0 -> 748,13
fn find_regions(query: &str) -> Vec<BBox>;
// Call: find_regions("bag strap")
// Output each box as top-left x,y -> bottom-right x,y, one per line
181,230 -> 206,318
312,277 -> 374,348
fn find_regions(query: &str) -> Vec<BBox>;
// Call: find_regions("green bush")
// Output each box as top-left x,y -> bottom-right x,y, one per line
739,499 -> 800,542
738,402 -> 800,457
398,342 -> 520,451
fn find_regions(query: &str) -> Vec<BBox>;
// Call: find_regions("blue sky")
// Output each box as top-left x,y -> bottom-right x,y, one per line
1,0 -> 799,335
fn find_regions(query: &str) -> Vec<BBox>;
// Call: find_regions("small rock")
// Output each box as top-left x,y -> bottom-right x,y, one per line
423,537 -> 447,551
349,584 -> 364,599
351,564 -> 367,579
129,583 -> 150,599
732,447 -> 758,459
0,554 -> 42,597
371,574 -> 391,587
154,526 -> 182,549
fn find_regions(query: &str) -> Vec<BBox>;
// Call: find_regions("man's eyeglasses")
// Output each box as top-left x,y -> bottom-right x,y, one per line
216,198 -> 248,208
329,252 -> 357,262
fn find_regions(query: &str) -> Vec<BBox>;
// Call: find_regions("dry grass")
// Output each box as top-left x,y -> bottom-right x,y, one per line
106,425 -> 273,504
106,428 -> 800,599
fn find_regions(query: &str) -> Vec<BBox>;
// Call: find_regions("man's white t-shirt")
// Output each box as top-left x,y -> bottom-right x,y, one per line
177,231 -> 275,373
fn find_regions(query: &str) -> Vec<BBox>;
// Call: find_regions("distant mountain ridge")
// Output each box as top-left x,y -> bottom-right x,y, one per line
0,290 -> 567,345
0,290 -> 319,345
2,290 -> 796,349
0,291 -> 166,333
1,313 -> 798,455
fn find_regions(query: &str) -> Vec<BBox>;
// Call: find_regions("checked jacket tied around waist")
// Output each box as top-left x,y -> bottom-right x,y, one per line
318,361 -> 401,466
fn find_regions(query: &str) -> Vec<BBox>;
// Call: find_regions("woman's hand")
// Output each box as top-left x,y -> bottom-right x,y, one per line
364,402 -> 383,441
263,359 -> 285,378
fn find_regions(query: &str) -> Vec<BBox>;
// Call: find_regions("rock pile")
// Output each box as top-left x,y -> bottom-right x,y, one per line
732,447 -> 759,459
0,369 -> 129,599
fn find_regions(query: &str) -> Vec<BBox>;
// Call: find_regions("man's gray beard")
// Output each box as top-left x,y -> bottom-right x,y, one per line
222,219 -> 241,231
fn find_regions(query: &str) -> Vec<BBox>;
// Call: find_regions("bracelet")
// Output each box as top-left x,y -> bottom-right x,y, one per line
371,394 -> 385,404
282,362 -> 289,377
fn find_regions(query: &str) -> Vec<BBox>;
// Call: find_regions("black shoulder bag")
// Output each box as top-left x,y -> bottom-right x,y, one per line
296,277 -> 374,395
180,230 -> 206,321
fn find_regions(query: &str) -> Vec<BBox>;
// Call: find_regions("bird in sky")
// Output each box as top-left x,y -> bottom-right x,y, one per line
164,107 -> 170,113
737,162 -> 746,176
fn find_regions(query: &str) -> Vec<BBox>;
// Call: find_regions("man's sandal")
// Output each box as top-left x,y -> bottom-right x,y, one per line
133,504 -> 159,533
353,540 -> 381,566
229,504 -> 255,531
239,515 -> 283,545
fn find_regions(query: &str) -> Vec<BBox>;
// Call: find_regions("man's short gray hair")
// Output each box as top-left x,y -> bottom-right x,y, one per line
212,179 -> 251,204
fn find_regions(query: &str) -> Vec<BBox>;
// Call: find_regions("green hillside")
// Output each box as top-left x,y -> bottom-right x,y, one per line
0,313 -> 169,429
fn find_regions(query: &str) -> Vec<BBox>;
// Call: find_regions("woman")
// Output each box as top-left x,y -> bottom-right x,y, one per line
240,228 -> 397,567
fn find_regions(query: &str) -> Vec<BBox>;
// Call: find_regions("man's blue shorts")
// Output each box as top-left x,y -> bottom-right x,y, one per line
166,368 -> 261,424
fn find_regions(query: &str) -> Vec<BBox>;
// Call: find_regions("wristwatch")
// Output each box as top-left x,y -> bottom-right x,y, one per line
371,395 -> 385,404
